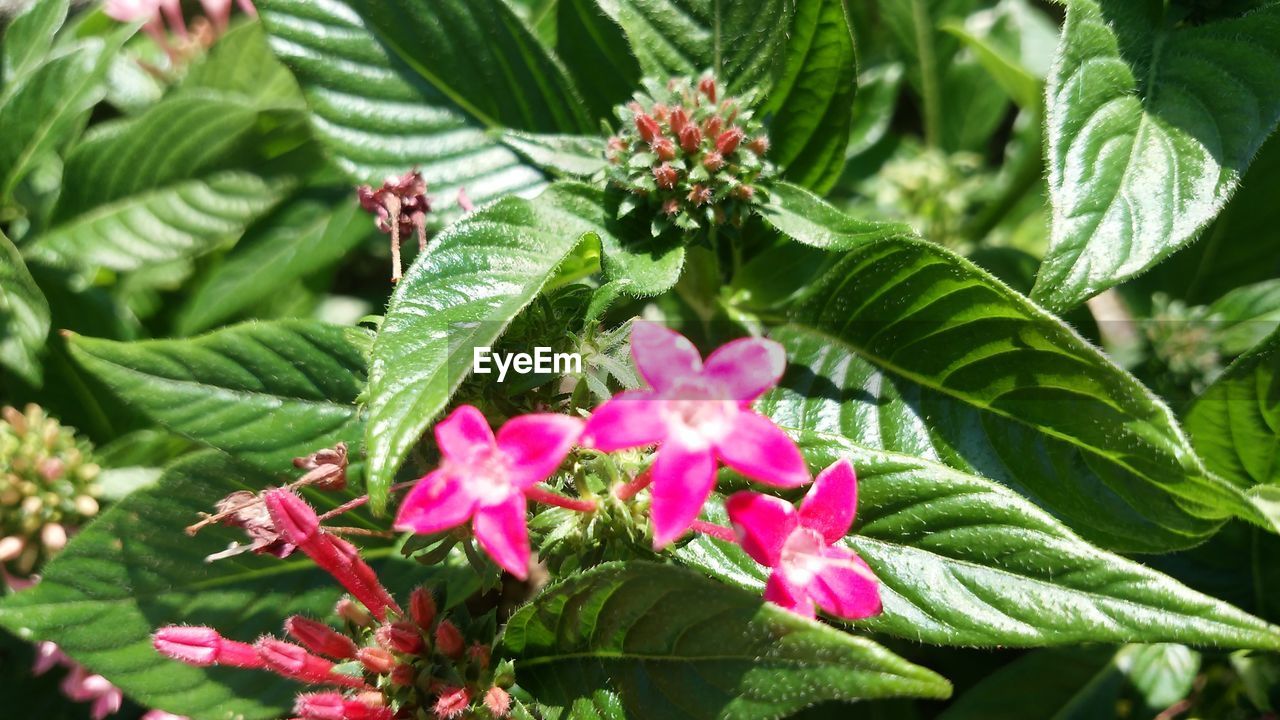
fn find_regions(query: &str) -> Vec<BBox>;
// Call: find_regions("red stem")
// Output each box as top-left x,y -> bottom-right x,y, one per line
525,485 -> 597,513
317,480 -> 416,521
690,520 -> 736,543
614,470 -> 653,501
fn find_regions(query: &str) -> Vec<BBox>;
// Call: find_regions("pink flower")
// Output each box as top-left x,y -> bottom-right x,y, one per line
141,712 -> 189,720
60,666 -> 124,720
726,460 -> 882,620
103,0 -> 161,23
434,686 -> 470,719
394,406 -> 582,580
152,626 -> 264,669
582,323 -> 808,547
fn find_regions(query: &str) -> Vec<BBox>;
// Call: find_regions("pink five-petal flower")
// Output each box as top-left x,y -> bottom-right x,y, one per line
725,460 -> 882,620
394,405 -> 583,580
582,322 -> 809,547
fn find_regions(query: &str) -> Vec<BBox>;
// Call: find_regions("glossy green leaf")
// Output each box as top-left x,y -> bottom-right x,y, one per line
0,230 -> 50,386
26,93 -> 302,271
940,0 -> 1056,110
845,63 -> 903,160
502,562 -> 952,719
764,0 -> 856,192
772,235 -> 1274,548
1185,328 -> 1280,488
499,131 -> 608,178
0,451 -> 457,720
1,0 -> 68,83
554,0 -> 641,122
66,320 -> 365,472
1208,280 -> 1280,357
178,20 -> 304,109
679,436 -> 1280,650
1033,1 -> 1280,312
758,181 -> 911,250
365,183 -> 611,510
593,0 -> 792,94
176,192 -> 371,334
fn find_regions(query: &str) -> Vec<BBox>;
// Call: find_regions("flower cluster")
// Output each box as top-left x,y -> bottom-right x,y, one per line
0,404 -> 101,577
153,489 -> 513,719
394,322 -> 883,621
605,76 -> 771,235
104,0 -> 256,65
357,171 -> 432,284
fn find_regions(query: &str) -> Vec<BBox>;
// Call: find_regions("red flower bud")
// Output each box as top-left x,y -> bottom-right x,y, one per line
356,646 -> 396,675
735,184 -> 755,200
716,127 -> 745,155
390,662 -> 416,687
434,686 -> 470,719
687,185 -> 712,206
285,616 -> 357,660
703,115 -> 722,138
255,637 -> 365,688
336,598 -> 373,627
702,152 -> 725,172
634,113 -> 660,143
153,626 -> 263,669
652,137 -> 676,161
434,620 -> 465,659
699,76 -> 717,103
484,686 -> 512,718
653,163 -> 679,189
662,198 -> 680,216
748,135 -> 769,156
410,587 -> 436,630
678,124 -> 702,153
669,107 -> 689,134
467,643 -> 491,669
376,621 -> 424,654
294,692 -> 345,720
653,103 -> 670,122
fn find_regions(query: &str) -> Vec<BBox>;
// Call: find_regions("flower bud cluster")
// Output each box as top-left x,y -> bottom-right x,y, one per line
605,75 -> 771,236
0,405 -> 101,576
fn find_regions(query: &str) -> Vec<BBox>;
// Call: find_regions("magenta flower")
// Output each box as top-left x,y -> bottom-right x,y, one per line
582,323 -> 809,547
394,406 -> 583,580
726,460 -> 882,620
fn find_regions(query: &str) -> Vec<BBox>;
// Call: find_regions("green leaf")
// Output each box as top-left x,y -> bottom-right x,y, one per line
0,37 -> 113,200
0,451 -> 457,720
178,20 -> 304,109
1185,328 -> 1280,488
1032,1 -> 1280,312
1208,280 -> 1280,356
365,183 -> 613,510
758,181 -> 911,250
593,0 -> 793,94
936,647 -> 1132,720
26,93 -> 303,272
0,230 -> 50,386
499,130 -> 608,178
764,0 -> 856,192
502,562 -> 952,718
554,0 -> 642,122
67,319 -> 366,472
772,235 -> 1270,549
679,437 -> 1280,651
1,0 -> 68,83
845,62 -> 903,160
257,0 -> 549,216
940,0 -> 1056,110
176,192 -> 371,334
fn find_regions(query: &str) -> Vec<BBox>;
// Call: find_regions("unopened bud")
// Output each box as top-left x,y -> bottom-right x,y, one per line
152,626 -> 263,669
687,185 -> 711,206
662,198 -> 680,216
653,163 -> 679,189
294,692 -> 345,720
356,646 -> 396,674
467,643 -> 491,669
40,523 -> 67,552
434,686 -> 470,719
285,616 -> 357,659
715,127 -> 745,155
434,620 -> 464,659
652,137 -> 676,161
410,588 -> 436,629
484,686 -> 512,718
678,124 -> 702,153
0,536 -> 25,561
702,152 -> 724,172
376,621 -> 424,654
735,184 -> 755,201
634,113 -> 660,143
74,495 -> 99,517
255,637 -> 364,688
703,115 -> 723,138
698,76 -> 717,103
669,107 -> 689,134
748,135 -> 769,155
336,598 -> 373,627
390,662 -> 416,687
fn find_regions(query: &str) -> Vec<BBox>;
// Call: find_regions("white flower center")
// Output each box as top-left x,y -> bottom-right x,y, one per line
779,526 -> 828,587
660,379 -> 738,449
450,446 -> 514,506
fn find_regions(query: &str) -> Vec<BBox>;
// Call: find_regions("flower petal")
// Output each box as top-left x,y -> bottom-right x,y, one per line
497,413 -> 584,487
649,439 -> 717,548
798,459 -> 858,543
725,491 -> 797,567
809,547 -> 883,620
764,571 -> 814,618
582,391 -> 667,451
472,495 -> 530,580
434,405 -> 495,461
631,321 -> 703,391
715,411 -> 809,487
393,470 -> 477,535
702,336 -> 786,403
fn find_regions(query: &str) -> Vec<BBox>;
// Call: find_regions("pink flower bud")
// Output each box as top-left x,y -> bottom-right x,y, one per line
653,163 -> 679,189
484,686 -> 512,718
356,646 -> 395,675
410,588 -> 437,629
376,621 -> 424,654
678,124 -> 702,154
687,185 -> 712,206
699,76 -> 717,103
652,137 -> 676,161
716,127 -> 745,155
669,107 -> 689,134
467,643 -> 491,669
153,626 -> 263,669
703,115 -> 723,138
748,135 -> 769,156
434,620 -> 464,659
702,152 -> 725,172
255,638 -> 365,688
735,185 -> 755,201
285,616 -> 357,660
294,692 -> 345,720
634,113 -> 660,143
344,700 -> 394,720
662,198 -> 681,216
390,662 -> 416,687
434,686 -> 470,719
652,103 -> 670,122
336,598 -> 373,627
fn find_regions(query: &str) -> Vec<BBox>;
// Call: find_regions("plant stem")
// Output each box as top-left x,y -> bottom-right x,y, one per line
317,480 -> 416,521
690,520 -> 735,543
613,470 -> 653,501
912,0 -> 943,148
526,485 -> 598,513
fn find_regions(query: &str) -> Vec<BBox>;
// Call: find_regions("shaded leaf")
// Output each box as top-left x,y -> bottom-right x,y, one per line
554,0 -> 641,122
0,230 -> 50,386
758,181 -> 911,250
178,20 -> 304,109
499,131 -> 607,178
1,0 -> 68,83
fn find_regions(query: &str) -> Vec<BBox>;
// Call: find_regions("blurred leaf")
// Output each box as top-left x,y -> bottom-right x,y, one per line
499,131 -> 607,178
937,648 -> 1119,720
554,0 -> 641,122
179,20 -> 304,109
176,191 -> 371,334
1208,280 -> 1280,356
0,230 -> 50,386
1033,1 -> 1280,312
67,319 -> 365,472
845,63 -> 903,160
941,0 -> 1057,109
1120,644 -> 1201,710
1,0 -> 68,83
502,561 -> 952,718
